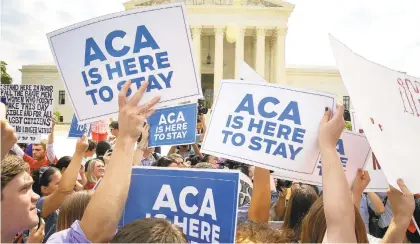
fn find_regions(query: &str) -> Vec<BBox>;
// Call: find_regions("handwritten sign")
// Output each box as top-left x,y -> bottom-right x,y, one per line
148,103 -> 197,147
272,131 -> 370,185
68,115 -> 92,138
121,167 -> 239,243
330,35 -> 420,193
238,171 -> 253,207
47,3 -> 202,124
201,80 -> 336,174
0,84 -> 53,143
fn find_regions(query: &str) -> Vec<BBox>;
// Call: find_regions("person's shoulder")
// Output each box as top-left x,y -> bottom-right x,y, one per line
46,220 -> 90,243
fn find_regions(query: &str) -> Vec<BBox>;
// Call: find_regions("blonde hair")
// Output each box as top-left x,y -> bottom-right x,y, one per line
86,159 -> 103,184
56,190 -> 93,231
33,139 -> 48,151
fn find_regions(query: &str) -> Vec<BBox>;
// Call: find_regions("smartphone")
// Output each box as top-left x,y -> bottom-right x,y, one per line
37,209 -> 42,230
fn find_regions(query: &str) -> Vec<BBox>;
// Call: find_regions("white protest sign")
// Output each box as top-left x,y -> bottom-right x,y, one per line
238,171 -> 253,207
48,3 -> 202,124
351,112 -> 389,192
201,80 -> 336,174
239,61 -> 265,83
0,84 -> 53,143
272,131 -> 370,186
330,35 -> 420,193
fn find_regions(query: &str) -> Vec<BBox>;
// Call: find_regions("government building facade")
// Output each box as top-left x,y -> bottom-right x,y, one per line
21,0 -> 350,123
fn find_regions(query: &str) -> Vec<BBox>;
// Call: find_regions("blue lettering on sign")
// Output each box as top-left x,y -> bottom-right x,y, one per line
120,167 -> 239,243
317,139 -> 348,175
68,115 -> 92,138
148,104 -> 197,147
81,25 -> 174,105
223,94 -> 306,160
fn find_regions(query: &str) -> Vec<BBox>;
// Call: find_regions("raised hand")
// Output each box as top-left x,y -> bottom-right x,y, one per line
388,179 -> 415,225
118,81 -> 160,142
1,103 -> 18,160
318,104 -> 345,151
75,135 -> 89,154
352,169 -> 371,194
26,218 -> 45,243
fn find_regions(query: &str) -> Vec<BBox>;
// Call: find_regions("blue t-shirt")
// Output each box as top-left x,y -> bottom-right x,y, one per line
36,197 -> 59,243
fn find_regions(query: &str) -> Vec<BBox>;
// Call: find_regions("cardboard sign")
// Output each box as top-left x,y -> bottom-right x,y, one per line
201,80 -> 336,174
0,84 -> 53,143
120,167 -> 239,243
330,36 -> 420,193
68,115 -> 92,138
272,131 -> 370,186
47,3 -> 202,124
148,103 -> 197,147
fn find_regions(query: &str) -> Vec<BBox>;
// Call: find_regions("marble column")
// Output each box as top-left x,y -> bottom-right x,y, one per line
255,27 -> 266,78
273,28 -> 287,84
234,27 -> 246,79
191,26 -> 202,82
214,26 -> 224,100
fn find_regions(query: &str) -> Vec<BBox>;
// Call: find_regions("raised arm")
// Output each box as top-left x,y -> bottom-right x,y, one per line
199,115 -> 207,142
248,167 -> 271,223
80,81 -> 160,243
318,105 -> 356,243
351,169 -> 371,210
46,116 -> 57,164
1,103 -> 18,160
367,192 -> 385,214
382,180 -> 415,243
41,135 -> 88,217
273,188 -> 287,219
132,124 -> 148,166
192,144 -> 203,159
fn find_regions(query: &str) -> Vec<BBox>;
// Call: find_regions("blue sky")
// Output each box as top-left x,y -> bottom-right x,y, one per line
1,0 -> 419,83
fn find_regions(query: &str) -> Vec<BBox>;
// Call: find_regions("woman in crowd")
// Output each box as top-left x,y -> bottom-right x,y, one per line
56,191 -> 93,232
84,159 -> 105,190
281,183 -> 318,241
31,136 -> 88,242
54,156 -> 87,191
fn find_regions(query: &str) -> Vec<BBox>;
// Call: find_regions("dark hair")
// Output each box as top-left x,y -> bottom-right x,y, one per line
87,139 -> 97,152
111,218 -> 187,243
152,157 -> 177,167
236,222 -> 293,243
202,154 -> 211,163
186,155 -> 201,166
32,166 -> 60,196
282,183 -> 318,241
96,141 -> 111,157
55,156 -> 72,171
109,121 -> 119,130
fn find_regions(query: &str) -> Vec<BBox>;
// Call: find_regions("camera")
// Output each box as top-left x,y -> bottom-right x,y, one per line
198,103 -> 208,116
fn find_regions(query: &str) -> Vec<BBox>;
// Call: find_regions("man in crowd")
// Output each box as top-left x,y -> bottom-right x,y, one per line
82,139 -> 97,167
11,116 -> 58,171
109,121 -> 119,146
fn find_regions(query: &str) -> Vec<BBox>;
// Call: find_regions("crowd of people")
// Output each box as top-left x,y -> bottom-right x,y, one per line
1,80 -> 419,243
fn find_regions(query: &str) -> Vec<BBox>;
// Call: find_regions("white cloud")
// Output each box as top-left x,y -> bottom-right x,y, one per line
1,0 -> 419,84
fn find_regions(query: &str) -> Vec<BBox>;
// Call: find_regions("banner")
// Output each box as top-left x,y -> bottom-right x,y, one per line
330,36 -> 420,193
148,103 -> 197,147
120,167 -> 239,243
272,131 -> 370,186
0,84 -> 53,143
239,61 -> 265,83
47,3 -> 202,124
68,115 -> 92,138
201,80 -> 336,174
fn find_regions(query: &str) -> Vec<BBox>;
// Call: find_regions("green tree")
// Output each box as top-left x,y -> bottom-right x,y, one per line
1,61 -> 13,84
345,121 -> 352,131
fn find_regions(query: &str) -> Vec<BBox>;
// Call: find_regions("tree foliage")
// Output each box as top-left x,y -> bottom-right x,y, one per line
1,61 -> 13,84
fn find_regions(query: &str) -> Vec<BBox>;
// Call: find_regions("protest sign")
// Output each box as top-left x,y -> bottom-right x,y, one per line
148,103 -> 197,147
68,115 -> 92,138
121,167 -> 239,243
272,130 -> 370,186
238,171 -> 253,207
351,112 -> 388,192
47,3 -> 202,124
239,61 -> 265,83
330,36 -> 420,193
201,80 -> 336,174
0,84 -> 53,143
